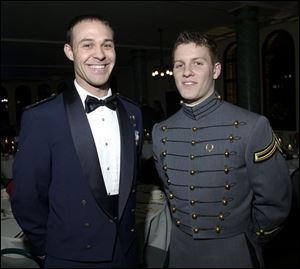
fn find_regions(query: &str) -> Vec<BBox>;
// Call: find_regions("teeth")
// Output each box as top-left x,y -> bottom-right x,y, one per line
183,82 -> 194,85
90,65 -> 106,69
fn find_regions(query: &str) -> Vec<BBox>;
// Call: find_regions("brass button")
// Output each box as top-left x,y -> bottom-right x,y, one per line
132,189 -> 136,193
169,193 -> 174,199
84,222 -> 91,228
190,200 -> 196,205
161,126 -> 167,131
229,134 -> 234,142
256,229 -> 264,235
234,120 -> 239,128
190,185 -> 195,190
191,140 -> 196,145
130,228 -> 135,232
163,165 -> 167,171
176,220 -> 181,226
192,213 -> 197,219
215,225 -> 221,233
81,199 -> 87,206
224,183 -> 231,190
219,212 -> 224,221
85,244 -> 92,249
193,227 -> 199,233
222,198 -> 228,206
172,207 -> 176,213
162,151 -> 167,157
224,166 -> 229,174
161,138 -> 167,144
131,208 -> 135,212
192,127 -> 197,132
190,154 -> 195,160
224,150 -> 230,158
190,170 -> 196,175
167,179 -> 171,184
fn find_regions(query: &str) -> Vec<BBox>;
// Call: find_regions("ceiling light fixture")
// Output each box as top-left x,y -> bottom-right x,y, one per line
151,28 -> 173,78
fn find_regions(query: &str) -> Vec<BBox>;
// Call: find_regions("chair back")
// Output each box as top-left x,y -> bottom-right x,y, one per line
1,248 -> 42,268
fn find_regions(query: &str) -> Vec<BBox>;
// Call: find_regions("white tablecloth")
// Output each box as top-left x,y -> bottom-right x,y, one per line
136,184 -> 171,267
142,141 -> 153,160
1,155 -> 14,179
1,197 -> 29,252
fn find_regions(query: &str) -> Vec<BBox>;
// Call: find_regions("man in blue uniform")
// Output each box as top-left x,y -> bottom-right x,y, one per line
152,31 -> 291,268
11,15 -> 142,267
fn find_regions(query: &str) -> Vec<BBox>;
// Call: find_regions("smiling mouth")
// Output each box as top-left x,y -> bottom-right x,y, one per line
182,81 -> 197,86
88,64 -> 108,70
87,64 -> 111,74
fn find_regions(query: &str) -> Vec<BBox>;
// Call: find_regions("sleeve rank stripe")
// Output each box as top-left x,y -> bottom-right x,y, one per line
254,132 -> 282,163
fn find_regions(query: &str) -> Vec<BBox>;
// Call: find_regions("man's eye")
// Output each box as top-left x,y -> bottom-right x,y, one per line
83,44 -> 92,48
174,64 -> 183,69
103,43 -> 113,49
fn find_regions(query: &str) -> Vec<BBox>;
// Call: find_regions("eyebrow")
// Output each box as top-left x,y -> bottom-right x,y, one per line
78,38 -> 114,44
174,57 -> 207,63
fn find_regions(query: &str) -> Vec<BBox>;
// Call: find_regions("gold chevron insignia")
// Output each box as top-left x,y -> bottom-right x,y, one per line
254,131 -> 283,163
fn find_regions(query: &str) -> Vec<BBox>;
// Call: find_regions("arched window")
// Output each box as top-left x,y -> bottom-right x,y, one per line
38,83 -> 55,101
15,85 -> 32,126
262,30 -> 296,130
1,86 -> 10,133
223,42 -> 237,105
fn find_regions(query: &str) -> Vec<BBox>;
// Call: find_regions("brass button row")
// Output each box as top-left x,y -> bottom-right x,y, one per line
168,196 -> 229,206
192,225 -> 221,234
160,150 -> 231,159
161,166 -> 231,175
165,181 -> 231,191
171,206 -> 225,222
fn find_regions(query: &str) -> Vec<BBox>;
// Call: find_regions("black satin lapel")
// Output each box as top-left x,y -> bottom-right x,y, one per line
117,100 -> 135,218
63,87 -> 113,218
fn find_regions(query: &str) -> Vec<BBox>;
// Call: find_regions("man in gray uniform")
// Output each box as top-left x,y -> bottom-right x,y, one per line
152,31 -> 292,268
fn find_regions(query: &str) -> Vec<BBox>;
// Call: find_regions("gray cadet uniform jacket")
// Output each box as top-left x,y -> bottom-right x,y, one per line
152,92 -> 292,268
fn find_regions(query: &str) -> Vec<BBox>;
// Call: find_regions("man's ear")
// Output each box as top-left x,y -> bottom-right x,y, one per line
64,44 -> 74,61
213,62 -> 221,80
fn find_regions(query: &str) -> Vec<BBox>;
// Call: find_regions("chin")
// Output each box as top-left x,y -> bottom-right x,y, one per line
181,94 -> 197,102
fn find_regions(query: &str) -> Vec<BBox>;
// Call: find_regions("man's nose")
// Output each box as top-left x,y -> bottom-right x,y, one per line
93,45 -> 106,60
183,64 -> 194,77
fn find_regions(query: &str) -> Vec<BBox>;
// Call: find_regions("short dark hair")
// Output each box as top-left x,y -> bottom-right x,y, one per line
173,31 -> 220,64
66,14 -> 114,45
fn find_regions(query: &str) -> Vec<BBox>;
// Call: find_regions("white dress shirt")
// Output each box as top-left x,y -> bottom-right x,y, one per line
75,80 -> 121,195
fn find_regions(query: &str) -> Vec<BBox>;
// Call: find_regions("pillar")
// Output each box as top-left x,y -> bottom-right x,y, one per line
131,49 -> 147,104
234,6 -> 261,113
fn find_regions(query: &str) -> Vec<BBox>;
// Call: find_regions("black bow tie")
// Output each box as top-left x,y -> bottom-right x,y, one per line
85,95 -> 117,113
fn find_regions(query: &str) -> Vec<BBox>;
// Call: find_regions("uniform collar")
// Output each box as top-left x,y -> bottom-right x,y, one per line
182,91 -> 222,120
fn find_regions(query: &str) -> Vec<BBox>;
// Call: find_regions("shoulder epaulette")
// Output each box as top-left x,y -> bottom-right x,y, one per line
24,94 -> 57,111
116,93 -> 141,107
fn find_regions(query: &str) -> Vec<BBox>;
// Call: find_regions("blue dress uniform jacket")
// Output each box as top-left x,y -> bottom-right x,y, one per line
11,87 -> 142,264
152,92 -> 291,267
